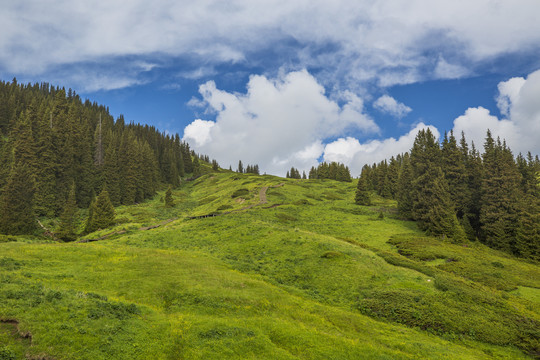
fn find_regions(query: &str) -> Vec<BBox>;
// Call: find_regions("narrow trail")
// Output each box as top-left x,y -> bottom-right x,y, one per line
78,183 -> 284,242
188,183 -> 284,220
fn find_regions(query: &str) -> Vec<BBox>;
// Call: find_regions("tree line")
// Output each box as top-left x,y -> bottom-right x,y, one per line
0,79 -> 202,236
356,128 -> 540,261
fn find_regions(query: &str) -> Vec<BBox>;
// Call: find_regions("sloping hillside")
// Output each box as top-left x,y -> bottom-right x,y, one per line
0,172 -> 538,359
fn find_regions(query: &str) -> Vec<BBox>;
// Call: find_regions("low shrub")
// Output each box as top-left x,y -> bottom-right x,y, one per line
231,189 -> 249,198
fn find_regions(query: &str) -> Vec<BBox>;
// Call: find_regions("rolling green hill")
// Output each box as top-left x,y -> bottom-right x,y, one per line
0,171 -> 539,359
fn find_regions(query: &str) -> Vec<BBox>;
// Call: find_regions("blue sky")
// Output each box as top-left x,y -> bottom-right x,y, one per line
2,1 -> 540,175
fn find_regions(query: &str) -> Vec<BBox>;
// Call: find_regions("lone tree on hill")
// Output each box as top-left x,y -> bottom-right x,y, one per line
85,189 -> 115,233
355,176 -> 371,206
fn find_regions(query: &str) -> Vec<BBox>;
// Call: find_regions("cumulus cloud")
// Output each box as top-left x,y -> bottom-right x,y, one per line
453,69 -> 540,155
183,70 -> 378,175
324,123 -> 440,176
2,1 -> 540,90
183,119 -> 215,147
373,95 -> 412,118
496,77 -> 526,117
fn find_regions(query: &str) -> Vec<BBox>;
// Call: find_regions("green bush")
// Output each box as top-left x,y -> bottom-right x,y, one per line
231,189 -> 249,198
0,346 -> 16,360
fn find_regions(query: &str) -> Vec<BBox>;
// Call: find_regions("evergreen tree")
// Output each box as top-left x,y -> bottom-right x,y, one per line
212,159 -> 219,171
396,153 -> 413,218
0,162 -> 36,235
237,160 -> 244,173
165,186 -> 174,207
56,183 -> 78,241
355,176 -> 371,206
193,155 -> 201,176
86,189 -> 115,232
480,132 -> 522,252
308,166 -> 317,179
441,130 -> 468,218
409,129 -> 465,241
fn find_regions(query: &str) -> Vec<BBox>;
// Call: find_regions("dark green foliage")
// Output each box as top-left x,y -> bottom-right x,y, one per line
165,186 -> 174,208
56,183 -> 78,241
480,133 -> 522,252
309,162 -> 351,182
0,162 -> 36,235
85,189 -> 115,233
231,189 -> 249,198
410,130 -> 465,242
355,177 -> 371,205
237,160 -> 244,174
0,79 -> 209,235
192,156 -> 201,177
0,346 -> 16,360
287,167 -> 301,179
396,154 -> 413,218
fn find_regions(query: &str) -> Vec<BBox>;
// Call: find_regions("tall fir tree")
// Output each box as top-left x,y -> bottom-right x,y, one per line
441,130 -> 469,218
480,132 -> 522,252
85,189 -> 115,233
56,183 -> 78,241
0,162 -> 36,234
355,176 -> 371,205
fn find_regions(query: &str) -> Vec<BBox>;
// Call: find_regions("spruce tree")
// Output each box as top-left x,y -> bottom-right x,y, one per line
0,162 -> 36,235
165,186 -> 174,207
355,176 -> 371,205
396,153 -> 413,219
86,189 -> 115,232
237,160 -> 244,173
441,130 -> 468,218
410,129 -> 465,241
193,155 -> 201,176
57,183 -> 78,241
480,133 -> 522,252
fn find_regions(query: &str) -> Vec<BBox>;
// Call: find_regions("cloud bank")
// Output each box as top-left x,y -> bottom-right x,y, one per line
183,70 -> 378,175
453,69 -> 540,155
2,1 -> 540,91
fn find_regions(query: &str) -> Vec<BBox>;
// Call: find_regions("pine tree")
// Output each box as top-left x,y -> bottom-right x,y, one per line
0,162 -> 36,235
396,153 -> 413,218
355,177 -> 371,205
441,130 -> 468,218
33,108 -> 57,216
409,129 -> 465,241
165,186 -> 174,207
480,132 -> 522,252
237,160 -> 244,173
85,189 -> 115,233
193,155 -> 201,176
56,183 -> 78,241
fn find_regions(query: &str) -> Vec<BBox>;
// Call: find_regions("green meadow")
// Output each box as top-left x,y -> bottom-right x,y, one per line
0,171 -> 538,359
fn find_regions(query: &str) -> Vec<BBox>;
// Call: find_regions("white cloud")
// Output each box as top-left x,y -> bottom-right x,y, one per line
182,119 -> 215,147
434,57 -> 469,79
496,77 -> 526,117
453,69 -> 540,155
183,70 -> 378,175
373,95 -> 412,118
324,123 -> 439,176
2,1 -> 540,90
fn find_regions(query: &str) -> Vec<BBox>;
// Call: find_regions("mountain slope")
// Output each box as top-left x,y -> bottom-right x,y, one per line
0,171 -> 538,359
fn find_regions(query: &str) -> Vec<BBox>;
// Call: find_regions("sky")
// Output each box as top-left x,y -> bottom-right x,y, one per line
2,1 -> 540,176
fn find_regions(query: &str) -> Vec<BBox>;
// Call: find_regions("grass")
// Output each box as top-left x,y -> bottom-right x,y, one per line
0,172 -> 538,359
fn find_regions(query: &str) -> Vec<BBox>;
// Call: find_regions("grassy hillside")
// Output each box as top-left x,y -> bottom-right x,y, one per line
0,172 -> 538,359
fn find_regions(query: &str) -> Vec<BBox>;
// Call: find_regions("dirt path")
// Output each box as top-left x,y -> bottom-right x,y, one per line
79,183 -> 285,240
188,183 -> 283,220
